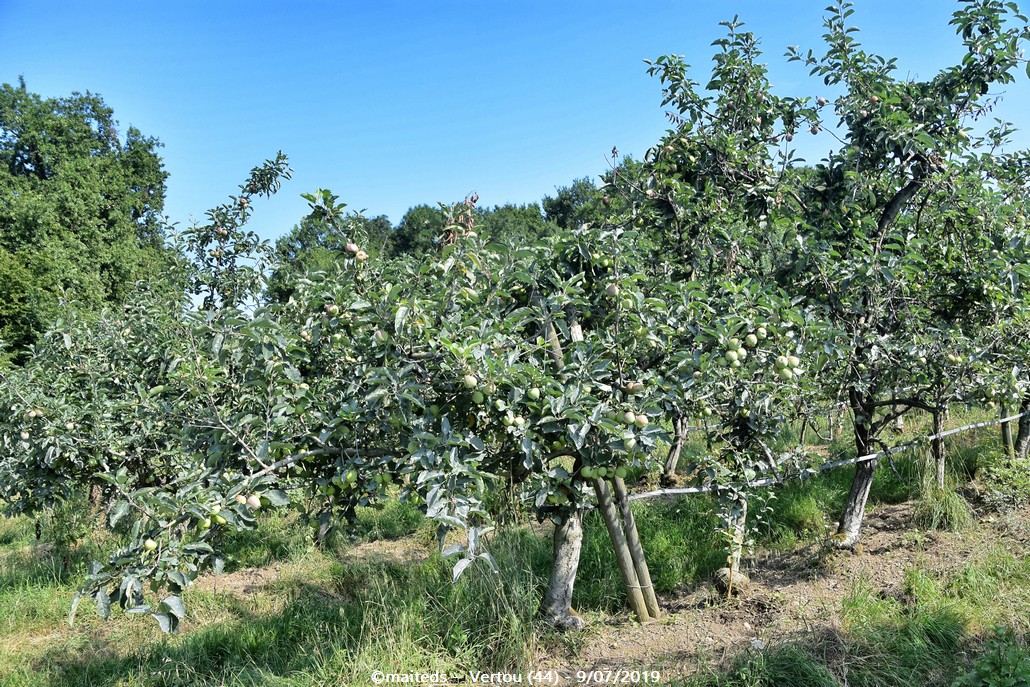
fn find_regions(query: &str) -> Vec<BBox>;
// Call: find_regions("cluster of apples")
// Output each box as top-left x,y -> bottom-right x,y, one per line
345,241 -> 368,262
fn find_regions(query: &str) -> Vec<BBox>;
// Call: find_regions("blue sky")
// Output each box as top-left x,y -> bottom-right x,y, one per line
2,1 -> 1027,243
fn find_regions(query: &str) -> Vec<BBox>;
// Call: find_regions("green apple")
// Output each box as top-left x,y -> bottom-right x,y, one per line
634,414 -> 649,428
213,513 -> 227,526
615,466 -> 628,479
199,518 -> 211,529
581,466 -> 595,479
463,374 -> 478,389
622,411 -> 637,425
787,355 -> 800,368
724,350 -> 739,363
345,469 -> 358,484
514,416 -> 526,428
728,338 -> 741,350
325,303 -> 340,316
624,437 -> 637,450
778,368 -> 794,381
143,539 -> 158,552
775,355 -> 789,369
527,387 -> 541,400
235,494 -> 247,505
247,495 -> 262,510
596,466 -> 609,478
745,334 -> 758,348
502,414 -> 514,427
605,284 -> 620,297
494,399 -> 507,411
757,327 -> 768,339
472,390 -> 485,404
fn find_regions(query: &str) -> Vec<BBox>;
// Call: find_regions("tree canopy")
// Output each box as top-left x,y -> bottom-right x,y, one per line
0,78 -> 169,363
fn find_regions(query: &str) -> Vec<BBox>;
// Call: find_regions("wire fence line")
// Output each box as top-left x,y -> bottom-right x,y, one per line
628,411 -> 1027,502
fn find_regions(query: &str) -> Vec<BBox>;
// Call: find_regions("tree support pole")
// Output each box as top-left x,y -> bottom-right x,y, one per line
592,478 -> 650,622
612,476 -> 660,619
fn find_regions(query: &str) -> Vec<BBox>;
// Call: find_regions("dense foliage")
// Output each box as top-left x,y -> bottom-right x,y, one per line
0,78 -> 169,363
1,0 -> 1029,634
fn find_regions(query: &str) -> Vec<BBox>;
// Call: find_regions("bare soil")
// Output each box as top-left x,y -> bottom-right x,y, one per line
534,502 -> 1030,681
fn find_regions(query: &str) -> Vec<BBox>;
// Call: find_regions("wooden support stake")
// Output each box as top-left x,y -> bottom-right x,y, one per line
612,476 -> 660,619
592,477 -> 650,622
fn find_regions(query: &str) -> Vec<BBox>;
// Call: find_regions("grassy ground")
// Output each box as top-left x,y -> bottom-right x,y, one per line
1,408 -> 1029,686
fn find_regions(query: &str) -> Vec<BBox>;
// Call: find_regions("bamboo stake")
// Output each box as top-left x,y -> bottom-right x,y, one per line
592,477 -> 649,622
611,476 -> 660,618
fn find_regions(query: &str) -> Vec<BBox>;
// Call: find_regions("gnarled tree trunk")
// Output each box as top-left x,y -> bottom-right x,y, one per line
540,508 -> 586,630
1013,394 -> 1030,461
836,398 -> 875,548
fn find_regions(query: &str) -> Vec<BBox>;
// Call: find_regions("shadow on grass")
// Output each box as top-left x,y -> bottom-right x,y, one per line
681,607 -> 971,687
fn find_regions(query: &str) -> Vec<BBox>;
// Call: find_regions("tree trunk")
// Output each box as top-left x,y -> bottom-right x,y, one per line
1000,404 -> 1015,459
836,410 -> 876,548
663,415 -> 688,480
932,409 -> 945,489
540,508 -> 586,630
1015,395 -> 1030,461
726,496 -> 748,575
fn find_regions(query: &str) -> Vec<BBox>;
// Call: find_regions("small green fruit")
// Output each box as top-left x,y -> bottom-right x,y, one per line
463,374 -> 478,389
472,391 -> 485,404
143,539 -> 158,552
213,514 -> 227,525
745,334 -> 758,348
247,495 -> 262,510
527,387 -> 541,400
634,414 -> 649,428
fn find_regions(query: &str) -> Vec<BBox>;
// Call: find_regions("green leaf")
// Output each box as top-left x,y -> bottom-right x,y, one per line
109,501 -> 130,528
160,595 -> 186,620
263,489 -> 289,507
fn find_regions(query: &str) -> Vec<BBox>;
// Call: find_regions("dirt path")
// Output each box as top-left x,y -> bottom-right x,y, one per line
535,502 -> 1030,679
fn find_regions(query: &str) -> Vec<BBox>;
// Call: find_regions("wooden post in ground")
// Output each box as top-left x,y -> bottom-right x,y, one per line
612,476 -> 660,619
592,477 -> 650,622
